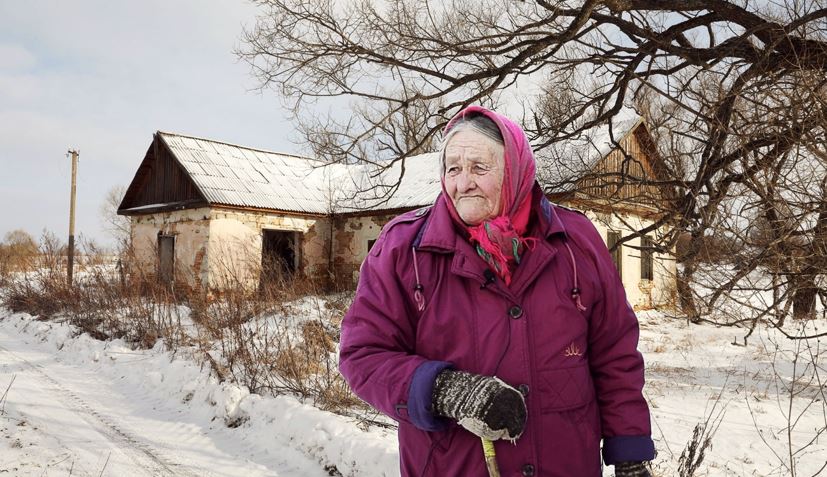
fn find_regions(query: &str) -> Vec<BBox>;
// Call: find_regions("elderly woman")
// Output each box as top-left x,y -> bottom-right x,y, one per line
339,106 -> 654,476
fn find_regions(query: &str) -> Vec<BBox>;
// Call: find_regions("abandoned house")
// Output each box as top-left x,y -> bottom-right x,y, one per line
118,109 -> 676,309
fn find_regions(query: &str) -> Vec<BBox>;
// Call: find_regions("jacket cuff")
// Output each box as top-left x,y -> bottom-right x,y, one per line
602,435 -> 656,465
407,361 -> 453,432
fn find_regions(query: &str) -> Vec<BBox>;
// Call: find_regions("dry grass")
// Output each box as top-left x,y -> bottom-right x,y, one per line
0,237 -> 377,426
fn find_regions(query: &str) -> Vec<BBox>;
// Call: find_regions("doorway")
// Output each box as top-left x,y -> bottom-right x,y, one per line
158,234 -> 175,285
261,230 -> 299,287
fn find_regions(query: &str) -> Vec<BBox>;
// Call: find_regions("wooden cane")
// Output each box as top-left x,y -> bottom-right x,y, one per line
481,438 -> 501,477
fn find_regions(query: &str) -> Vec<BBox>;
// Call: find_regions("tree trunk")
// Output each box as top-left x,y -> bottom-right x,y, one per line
678,260 -> 700,323
791,274 -> 817,320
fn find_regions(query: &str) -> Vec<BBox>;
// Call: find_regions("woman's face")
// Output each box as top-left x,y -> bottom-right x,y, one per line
443,129 -> 505,226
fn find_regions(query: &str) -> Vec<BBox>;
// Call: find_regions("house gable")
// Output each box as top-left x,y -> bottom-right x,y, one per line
119,133 -> 207,215
573,122 -> 670,212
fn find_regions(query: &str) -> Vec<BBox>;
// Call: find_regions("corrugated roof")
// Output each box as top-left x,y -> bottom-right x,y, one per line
156,110 -> 641,215
159,132 -> 349,215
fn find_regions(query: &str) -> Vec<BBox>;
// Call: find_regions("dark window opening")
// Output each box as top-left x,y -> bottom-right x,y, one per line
641,236 -> 654,281
607,231 -> 622,277
261,230 -> 299,287
158,234 -> 175,286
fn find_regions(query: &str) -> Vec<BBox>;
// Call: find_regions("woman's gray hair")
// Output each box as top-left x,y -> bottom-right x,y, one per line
440,114 -> 504,171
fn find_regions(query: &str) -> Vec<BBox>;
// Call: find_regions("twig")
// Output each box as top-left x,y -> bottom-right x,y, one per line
677,376 -> 730,477
98,451 -> 111,477
0,374 -> 15,415
787,339 -> 799,477
645,390 -> 675,459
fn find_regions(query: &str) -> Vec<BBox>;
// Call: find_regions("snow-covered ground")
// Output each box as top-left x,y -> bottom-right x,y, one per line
1,306 -> 825,476
0,310 -> 397,477
639,310 -> 827,476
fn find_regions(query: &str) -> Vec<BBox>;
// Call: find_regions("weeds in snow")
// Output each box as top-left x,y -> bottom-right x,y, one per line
747,328 -> 827,477
98,451 -> 112,477
677,382 -> 728,477
0,237 -> 384,429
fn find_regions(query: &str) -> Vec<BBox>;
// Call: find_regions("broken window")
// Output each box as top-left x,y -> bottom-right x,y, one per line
606,230 -> 622,277
641,236 -> 654,281
261,230 -> 299,287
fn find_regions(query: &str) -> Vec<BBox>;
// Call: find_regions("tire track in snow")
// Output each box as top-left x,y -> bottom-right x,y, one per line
0,342 -> 202,477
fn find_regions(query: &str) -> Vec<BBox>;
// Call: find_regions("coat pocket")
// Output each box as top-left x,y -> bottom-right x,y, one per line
537,363 -> 596,412
535,364 -> 602,474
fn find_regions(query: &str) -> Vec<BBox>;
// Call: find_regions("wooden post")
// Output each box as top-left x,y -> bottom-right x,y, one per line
67,149 -> 79,286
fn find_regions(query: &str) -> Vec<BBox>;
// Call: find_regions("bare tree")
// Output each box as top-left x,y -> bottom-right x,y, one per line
663,68 -> 827,326
99,185 -> 130,248
239,0 -> 827,325
0,229 -> 38,277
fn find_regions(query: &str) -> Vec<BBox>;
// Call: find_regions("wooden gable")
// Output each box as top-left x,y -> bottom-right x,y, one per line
567,122 -> 672,214
118,133 -> 207,215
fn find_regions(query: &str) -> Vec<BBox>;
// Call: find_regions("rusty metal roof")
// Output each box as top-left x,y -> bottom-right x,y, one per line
339,110 -> 643,210
337,152 -> 442,212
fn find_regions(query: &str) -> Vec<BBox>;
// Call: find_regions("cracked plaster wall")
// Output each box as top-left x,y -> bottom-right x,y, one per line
130,208 -> 331,290
333,214 -> 394,288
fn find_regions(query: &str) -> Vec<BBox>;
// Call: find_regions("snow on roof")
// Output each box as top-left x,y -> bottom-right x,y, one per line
118,201 -> 195,213
156,110 -> 641,215
537,109 -> 642,193
159,131 -> 350,215
338,153 -> 442,212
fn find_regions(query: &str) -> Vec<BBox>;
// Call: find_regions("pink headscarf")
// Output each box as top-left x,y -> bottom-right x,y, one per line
441,106 -> 537,285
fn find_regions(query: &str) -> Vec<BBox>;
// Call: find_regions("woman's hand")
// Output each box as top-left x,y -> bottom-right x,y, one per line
614,461 -> 652,477
432,370 -> 526,441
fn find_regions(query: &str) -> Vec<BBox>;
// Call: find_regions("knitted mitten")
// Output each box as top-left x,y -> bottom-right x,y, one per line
615,461 -> 652,477
432,369 -> 526,441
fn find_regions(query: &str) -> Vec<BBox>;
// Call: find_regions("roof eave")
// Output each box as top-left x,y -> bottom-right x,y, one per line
118,199 -> 209,216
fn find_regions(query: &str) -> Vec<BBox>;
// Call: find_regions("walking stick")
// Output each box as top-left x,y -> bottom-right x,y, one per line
481,438 -> 501,477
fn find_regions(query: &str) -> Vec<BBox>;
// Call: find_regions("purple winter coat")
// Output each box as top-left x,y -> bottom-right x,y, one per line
340,186 -> 654,476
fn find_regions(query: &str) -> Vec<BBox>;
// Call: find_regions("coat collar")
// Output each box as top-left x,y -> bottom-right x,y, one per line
534,184 -> 568,239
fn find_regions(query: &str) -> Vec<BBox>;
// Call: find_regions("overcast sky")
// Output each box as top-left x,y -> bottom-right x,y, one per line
0,1 -> 300,248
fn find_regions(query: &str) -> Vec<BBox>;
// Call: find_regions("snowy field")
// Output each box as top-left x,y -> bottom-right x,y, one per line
638,310 -> 826,476
1,305 -> 825,476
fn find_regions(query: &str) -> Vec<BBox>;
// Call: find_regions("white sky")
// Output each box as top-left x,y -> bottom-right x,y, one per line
0,1 -> 300,247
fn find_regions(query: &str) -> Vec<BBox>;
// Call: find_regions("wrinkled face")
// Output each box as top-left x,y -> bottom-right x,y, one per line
443,129 -> 505,226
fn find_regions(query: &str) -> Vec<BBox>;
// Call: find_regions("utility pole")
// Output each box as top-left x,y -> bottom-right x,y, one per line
67,149 -> 79,286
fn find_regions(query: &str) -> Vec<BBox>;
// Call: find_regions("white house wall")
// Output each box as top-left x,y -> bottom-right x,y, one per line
334,215 -> 394,286
130,208 -> 332,290
129,206 -> 675,308
583,210 -> 676,309
130,207 -> 212,286
206,209 -> 331,289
